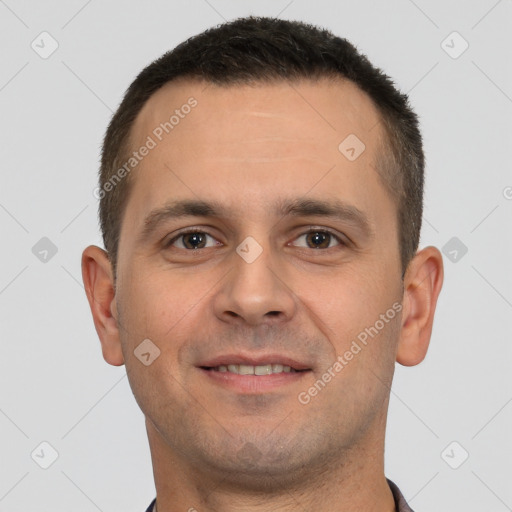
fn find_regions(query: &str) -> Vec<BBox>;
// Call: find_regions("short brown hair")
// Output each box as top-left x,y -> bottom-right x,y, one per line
99,16 -> 424,278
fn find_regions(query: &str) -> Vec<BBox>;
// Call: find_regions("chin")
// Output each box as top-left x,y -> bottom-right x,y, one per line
188,431 -> 330,488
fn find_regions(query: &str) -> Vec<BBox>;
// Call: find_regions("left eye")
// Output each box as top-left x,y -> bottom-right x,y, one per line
291,231 -> 342,249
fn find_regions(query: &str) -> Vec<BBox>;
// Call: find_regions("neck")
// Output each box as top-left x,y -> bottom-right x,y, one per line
146,418 -> 396,512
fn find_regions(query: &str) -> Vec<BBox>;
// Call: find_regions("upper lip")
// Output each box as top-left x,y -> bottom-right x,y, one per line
198,353 -> 312,371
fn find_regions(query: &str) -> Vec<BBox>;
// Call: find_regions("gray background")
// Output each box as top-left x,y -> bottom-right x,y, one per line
0,0 -> 511,510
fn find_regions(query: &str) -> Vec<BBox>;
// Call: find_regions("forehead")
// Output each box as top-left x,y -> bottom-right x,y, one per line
132,77 -> 384,157
124,77 -> 392,230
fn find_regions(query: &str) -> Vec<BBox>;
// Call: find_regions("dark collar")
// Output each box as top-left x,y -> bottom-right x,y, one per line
387,478 -> 414,512
145,479 -> 414,512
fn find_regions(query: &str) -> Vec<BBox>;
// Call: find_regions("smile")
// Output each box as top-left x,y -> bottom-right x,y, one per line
205,364 -> 304,375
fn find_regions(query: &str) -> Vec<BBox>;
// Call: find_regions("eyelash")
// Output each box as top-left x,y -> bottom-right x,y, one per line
165,228 -> 347,250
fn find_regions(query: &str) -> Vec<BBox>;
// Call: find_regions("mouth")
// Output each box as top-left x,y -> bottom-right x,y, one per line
201,363 -> 307,375
197,355 -> 312,393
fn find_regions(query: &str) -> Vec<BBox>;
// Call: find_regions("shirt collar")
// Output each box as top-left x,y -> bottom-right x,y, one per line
387,478 -> 415,512
146,479 -> 414,512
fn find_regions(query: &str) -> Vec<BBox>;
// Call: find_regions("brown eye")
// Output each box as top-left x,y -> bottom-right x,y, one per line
292,230 -> 342,249
168,232 -> 218,250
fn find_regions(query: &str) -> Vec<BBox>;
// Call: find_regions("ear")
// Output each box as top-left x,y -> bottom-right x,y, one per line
81,245 -> 124,366
397,246 -> 444,366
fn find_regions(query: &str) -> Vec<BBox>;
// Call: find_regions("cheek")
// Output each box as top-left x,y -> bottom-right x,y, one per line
303,267 -> 387,337
118,266 -> 204,337
115,272 -> 202,413
298,265 -> 400,386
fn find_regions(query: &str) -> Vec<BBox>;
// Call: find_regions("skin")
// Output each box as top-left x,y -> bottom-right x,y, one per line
82,77 -> 443,512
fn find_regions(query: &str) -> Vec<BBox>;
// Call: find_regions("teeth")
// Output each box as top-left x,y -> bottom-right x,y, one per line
227,364 -> 239,374
212,364 -> 297,374
255,364 -> 272,375
239,364 -> 254,375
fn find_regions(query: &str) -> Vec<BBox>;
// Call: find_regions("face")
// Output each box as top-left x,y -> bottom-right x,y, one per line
107,78 -> 406,482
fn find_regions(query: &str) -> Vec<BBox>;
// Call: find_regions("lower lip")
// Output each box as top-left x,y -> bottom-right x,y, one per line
198,368 -> 310,393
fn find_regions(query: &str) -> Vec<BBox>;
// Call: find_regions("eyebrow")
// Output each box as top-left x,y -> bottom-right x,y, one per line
139,197 -> 374,242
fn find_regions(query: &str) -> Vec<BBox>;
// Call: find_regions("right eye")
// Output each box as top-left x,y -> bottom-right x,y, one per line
165,230 -> 221,250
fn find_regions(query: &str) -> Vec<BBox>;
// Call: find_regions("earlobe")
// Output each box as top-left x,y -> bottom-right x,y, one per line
396,246 -> 444,367
81,245 -> 125,366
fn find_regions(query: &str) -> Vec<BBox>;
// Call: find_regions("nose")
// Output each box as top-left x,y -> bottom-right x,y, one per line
212,241 -> 297,327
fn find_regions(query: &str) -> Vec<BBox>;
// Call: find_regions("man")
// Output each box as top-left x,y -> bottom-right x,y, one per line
82,16 -> 443,512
